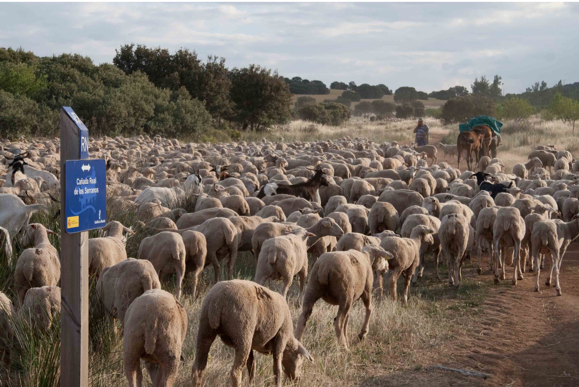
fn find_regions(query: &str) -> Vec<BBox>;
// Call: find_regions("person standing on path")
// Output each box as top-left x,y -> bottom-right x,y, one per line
412,118 -> 429,146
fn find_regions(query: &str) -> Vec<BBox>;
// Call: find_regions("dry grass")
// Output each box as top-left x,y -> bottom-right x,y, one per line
291,91 -> 446,109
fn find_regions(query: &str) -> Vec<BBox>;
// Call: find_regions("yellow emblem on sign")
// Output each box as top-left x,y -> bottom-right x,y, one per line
67,216 -> 79,229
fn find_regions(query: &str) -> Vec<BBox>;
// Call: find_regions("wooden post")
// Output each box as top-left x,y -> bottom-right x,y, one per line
60,108 -> 89,387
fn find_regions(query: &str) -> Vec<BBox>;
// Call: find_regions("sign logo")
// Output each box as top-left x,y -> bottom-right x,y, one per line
67,216 -> 79,229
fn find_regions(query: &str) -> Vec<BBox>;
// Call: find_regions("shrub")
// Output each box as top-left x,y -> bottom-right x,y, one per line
330,81 -> 348,90
299,102 -> 350,126
324,102 -> 351,126
394,87 -> 418,103
332,97 -> 352,107
425,108 -> 442,119
371,100 -> 395,116
296,96 -> 316,109
496,97 -> 534,122
396,104 -> 414,118
441,95 -> 495,124
411,101 -> 425,117
341,90 -> 361,102
357,84 -> 384,99
548,92 -> 579,132
353,101 -> 373,116
417,91 -> 428,100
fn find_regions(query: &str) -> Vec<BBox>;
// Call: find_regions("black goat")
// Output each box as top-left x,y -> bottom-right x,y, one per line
211,165 -> 231,181
472,172 -> 513,199
256,169 -> 328,201
7,152 -> 29,184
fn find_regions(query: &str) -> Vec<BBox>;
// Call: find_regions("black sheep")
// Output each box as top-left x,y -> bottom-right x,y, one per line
472,172 -> 513,199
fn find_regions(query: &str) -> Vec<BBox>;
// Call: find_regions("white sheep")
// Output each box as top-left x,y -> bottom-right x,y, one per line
439,214 -> 470,287
89,221 -> 133,278
493,207 -> 526,285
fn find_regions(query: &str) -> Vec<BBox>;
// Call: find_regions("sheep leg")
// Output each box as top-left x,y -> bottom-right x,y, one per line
512,241 -> 523,285
546,253 -> 554,287
230,343 -> 251,387
500,248 -> 506,280
207,251 -> 221,283
123,353 -> 142,387
533,244 -> 541,292
295,291 -> 321,341
477,242 -> 483,275
227,241 -> 239,280
272,337 -> 284,387
358,290 -> 372,341
191,268 -> 201,299
191,325 -> 218,387
335,299 -> 352,350
554,249 -> 563,296
493,242 -> 500,284
175,267 -> 184,301
247,350 -> 256,383
374,272 -> 384,299
158,356 -> 179,387
434,248 -> 442,281
281,275 -> 293,300
297,268 -> 307,306
387,272 -> 398,302
402,270 -> 412,306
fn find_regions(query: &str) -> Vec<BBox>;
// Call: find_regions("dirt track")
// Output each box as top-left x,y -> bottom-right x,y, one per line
363,242 -> 579,387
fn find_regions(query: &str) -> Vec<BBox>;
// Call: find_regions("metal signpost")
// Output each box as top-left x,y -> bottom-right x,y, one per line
60,107 -> 106,387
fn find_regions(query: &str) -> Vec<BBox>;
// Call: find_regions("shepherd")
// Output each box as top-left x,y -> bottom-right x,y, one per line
412,118 -> 429,146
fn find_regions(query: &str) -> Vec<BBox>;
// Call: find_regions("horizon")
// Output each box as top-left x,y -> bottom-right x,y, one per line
0,2 -> 578,94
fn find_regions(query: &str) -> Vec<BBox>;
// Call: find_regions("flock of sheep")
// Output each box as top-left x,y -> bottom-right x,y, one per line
0,133 -> 578,387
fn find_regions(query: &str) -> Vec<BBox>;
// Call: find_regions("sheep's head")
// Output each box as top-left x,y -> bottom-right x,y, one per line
362,245 -> 392,273
318,218 -> 344,238
21,223 -> 54,247
282,338 -> 314,381
411,225 -> 434,246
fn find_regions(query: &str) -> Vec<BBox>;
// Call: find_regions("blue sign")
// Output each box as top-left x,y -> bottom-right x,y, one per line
62,106 -> 89,159
65,159 -> 107,233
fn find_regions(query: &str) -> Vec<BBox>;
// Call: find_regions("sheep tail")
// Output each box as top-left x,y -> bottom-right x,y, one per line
207,296 -> 223,330
222,224 -> 236,247
141,274 -> 155,291
503,218 -> 513,231
144,317 -> 158,355
23,253 -> 37,281
171,243 -> 181,261
483,217 -> 492,229
318,264 -> 331,286
541,232 -> 549,246
0,227 -> 12,260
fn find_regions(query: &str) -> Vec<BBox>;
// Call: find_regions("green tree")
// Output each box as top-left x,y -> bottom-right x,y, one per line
357,84 -> 384,99
441,95 -> 495,124
353,101 -> 373,116
411,100 -> 426,117
471,76 -> 491,96
332,97 -> 352,107
296,96 -> 316,109
298,103 -> 329,124
348,81 -> 357,91
394,87 -> 418,103
0,62 -> 46,97
417,91 -> 428,100
230,64 -> 292,131
490,75 -> 503,99
376,84 -> 392,95
341,90 -> 361,101
324,102 -> 351,126
371,100 -> 395,117
330,81 -> 348,90
497,97 -> 534,122
429,86 -> 469,100
395,104 -> 414,119
549,92 -> 579,133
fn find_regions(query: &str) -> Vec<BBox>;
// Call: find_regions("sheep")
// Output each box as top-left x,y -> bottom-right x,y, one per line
493,207 -> 526,286
89,221 -> 133,278
439,200 -> 475,228
19,286 -> 61,331
245,197 -> 265,215
439,214 -> 470,287
14,223 -> 60,304
413,144 -> 438,164
356,194 -> 377,209
528,150 -> 556,173
97,258 -> 161,325
469,192 -> 495,218
257,169 -> 328,202
0,226 -> 12,263
274,197 -> 322,217
295,246 -> 391,350
0,193 -> 47,239
475,207 -> 498,274
400,214 -> 442,280
195,194 -> 223,212
335,204 -> 370,234
422,196 -> 442,218
176,208 -> 238,229
136,202 -> 171,224
123,289 -> 187,387
336,232 -> 381,252
531,216 -> 579,295
435,142 -> 458,159
562,198 -> 579,221
494,192 -> 516,207
513,158 -> 543,179
220,195 -> 250,215
325,195 -> 347,216
255,205 -> 286,221
380,225 -> 434,304
520,213 -> 549,273
399,205 -> 428,227
368,202 -> 398,234
255,223 -> 343,301
191,280 -> 313,387
0,291 -> 15,364
180,230 -> 207,298
378,189 -> 423,215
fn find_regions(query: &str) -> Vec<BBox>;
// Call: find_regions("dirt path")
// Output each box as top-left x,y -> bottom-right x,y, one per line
364,244 -> 579,387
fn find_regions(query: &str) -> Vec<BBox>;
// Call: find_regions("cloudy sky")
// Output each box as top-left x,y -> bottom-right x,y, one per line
0,2 -> 577,93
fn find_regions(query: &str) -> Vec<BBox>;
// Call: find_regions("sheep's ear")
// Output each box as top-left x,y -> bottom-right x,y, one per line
297,343 -> 314,362
306,232 -> 316,237
30,224 -> 38,230
46,229 -> 56,235
322,219 -> 331,228
385,251 -> 394,259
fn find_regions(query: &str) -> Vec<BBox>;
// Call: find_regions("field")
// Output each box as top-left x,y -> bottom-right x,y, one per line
291,89 -> 447,110
1,115 -> 579,387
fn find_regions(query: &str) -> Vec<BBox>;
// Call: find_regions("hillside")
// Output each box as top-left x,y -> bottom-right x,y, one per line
291,89 -> 446,109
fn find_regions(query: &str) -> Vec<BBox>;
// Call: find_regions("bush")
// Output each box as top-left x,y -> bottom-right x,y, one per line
353,101 -> 373,116
330,81 -> 348,90
296,96 -> 316,109
496,97 -> 534,122
332,97 -> 352,107
548,92 -> 579,132
411,101 -> 425,117
371,100 -> 395,116
284,77 -> 329,95
341,90 -> 361,102
425,108 -> 442,119
357,84 -> 384,99
299,102 -> 350,126
417,91 -> 428,100
396,104 -> 414,118
441,95 -> 495,124
0,90 -> 57,138
394,87 -> 418,103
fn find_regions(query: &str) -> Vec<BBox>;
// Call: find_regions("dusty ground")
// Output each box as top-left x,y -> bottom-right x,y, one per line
363,243 -> 579,387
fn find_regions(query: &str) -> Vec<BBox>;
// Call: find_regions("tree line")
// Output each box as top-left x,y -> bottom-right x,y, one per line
0,45 -> 294,139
